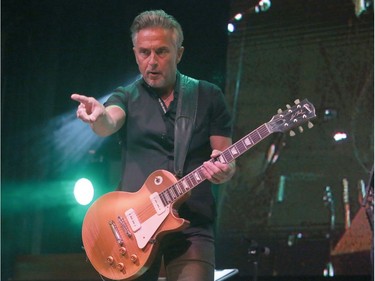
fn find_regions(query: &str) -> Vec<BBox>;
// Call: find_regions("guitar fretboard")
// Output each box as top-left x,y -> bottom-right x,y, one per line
159,123 -> 271,206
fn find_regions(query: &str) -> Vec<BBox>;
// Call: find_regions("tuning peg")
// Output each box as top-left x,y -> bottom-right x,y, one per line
298,126 -> 304,133
286,104 -> 291,109
277,109 -> 283,114
308,122 -> 314,129
294,99 -> 300,104
289,130 -> 296,137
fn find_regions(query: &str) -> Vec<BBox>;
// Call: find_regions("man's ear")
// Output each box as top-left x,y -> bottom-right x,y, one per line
177,46 -> 184,63
133,47 -> 139,64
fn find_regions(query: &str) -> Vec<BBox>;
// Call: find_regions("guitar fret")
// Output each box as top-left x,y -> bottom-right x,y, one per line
197,168 -> 206,183
173,186 -> 179,198
171,185 -> 179,198
188,173 -> 198,186
176,181 -> 185,193
171,185 -> 179,199
220,150 -> 232,164
165,190 -> 172,203
236,140 -> 247,153
179,183 -> 185,194
217,125 -> 272,166
225,144 -> 241,162
258,124 -> 270,138
181,179 -> 190,191
167,189 -> 174,201
186,175 -> 194,188
249,130 -> 261,144
230,146 -> 240,157
160,192 -> 168,206
175,183 -> 183,195
195,172 -> 202,185
193,171 -> 202,183
243,136 -> 253,147
186,168 -> 206,188
175,181 -> 184,193
167,187 -> 175,200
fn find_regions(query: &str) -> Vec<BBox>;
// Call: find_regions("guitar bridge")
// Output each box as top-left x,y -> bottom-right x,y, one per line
109,220 -> 124,246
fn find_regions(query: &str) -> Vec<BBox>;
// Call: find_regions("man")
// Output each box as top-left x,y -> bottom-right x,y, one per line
72,10 -> 235,281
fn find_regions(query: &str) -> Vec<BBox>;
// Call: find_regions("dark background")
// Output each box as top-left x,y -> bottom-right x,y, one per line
2,1 -> 231,280
1,0 -> 373,280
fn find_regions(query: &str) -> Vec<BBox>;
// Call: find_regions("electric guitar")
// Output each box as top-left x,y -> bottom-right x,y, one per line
81,99 -> 316,280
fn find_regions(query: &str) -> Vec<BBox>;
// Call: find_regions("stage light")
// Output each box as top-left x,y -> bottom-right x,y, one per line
323,262 -> 335,277
255,0 -> 271,13
323,108 -> 337,120
227,23 -> 235,33
353,0 -> 373,17
227,0 -> 271,35
227,13 -> 242,34
234,13 -> 243,21
333,131 -> 348,142
74,178 -> 94,205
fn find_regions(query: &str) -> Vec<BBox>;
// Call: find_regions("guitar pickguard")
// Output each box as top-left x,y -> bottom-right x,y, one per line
129,204 -> 170,249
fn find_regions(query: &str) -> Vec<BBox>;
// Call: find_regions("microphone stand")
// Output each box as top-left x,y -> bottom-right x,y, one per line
247,240 -> 270,281
248,242 -> 259,281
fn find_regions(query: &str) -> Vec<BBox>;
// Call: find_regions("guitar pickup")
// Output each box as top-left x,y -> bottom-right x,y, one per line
125,209 -> 141,232
150,192 -> 166,215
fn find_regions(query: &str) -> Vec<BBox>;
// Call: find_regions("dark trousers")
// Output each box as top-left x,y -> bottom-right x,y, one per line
135,225 -> 215,281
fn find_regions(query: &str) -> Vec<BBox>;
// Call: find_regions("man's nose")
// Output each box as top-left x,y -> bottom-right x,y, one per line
149,52 -> 158,65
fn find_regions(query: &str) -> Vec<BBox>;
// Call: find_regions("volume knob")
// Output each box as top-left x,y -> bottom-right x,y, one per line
130,254 -> 138,263
119,247 -> 127,256
117,262 -> 125,271
106,256 -> 114,265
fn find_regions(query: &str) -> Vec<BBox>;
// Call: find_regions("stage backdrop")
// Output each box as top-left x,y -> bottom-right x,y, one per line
215,0 -> 373,277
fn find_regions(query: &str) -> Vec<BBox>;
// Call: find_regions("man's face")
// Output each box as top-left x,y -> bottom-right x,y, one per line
133,27 -> 184,94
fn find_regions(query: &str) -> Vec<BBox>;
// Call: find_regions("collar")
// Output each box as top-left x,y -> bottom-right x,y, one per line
141,72 -> 181,100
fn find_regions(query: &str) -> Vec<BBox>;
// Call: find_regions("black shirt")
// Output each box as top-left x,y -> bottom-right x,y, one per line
104,73 -> 232,225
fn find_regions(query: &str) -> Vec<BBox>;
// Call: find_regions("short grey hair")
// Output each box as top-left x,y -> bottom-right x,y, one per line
130,10 -> 184,48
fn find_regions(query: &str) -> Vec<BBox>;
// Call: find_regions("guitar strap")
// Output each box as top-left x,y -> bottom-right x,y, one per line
174,74 -> 199,178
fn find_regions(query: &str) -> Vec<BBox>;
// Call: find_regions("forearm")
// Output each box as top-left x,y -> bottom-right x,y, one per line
90,106 -> 125,137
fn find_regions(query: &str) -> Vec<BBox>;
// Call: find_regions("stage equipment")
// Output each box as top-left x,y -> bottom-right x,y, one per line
248,239 -> 270,281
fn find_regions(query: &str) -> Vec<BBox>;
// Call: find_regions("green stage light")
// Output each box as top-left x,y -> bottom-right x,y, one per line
74,178 -> 94,205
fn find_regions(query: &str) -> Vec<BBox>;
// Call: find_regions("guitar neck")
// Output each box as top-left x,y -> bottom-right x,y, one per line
159,123 -> 271,206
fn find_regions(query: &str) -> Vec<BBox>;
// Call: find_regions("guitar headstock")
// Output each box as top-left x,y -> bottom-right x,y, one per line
267,99 -> 316,135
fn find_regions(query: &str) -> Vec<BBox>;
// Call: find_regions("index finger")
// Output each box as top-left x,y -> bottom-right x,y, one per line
71,93 -> 90,104
210,149 -> 222,158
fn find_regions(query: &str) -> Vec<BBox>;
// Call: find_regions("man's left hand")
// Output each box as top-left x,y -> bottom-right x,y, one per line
202,149 -> 236,184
